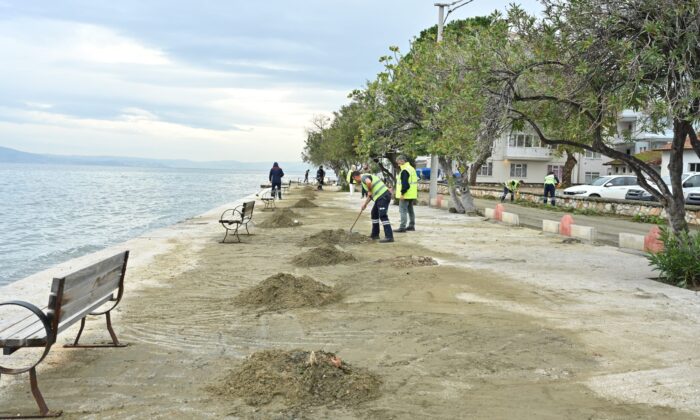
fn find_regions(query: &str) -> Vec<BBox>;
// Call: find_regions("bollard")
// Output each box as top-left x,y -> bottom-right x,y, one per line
560,214 -> 574,236
644,226 -> 664,253
494,204 -> 504,222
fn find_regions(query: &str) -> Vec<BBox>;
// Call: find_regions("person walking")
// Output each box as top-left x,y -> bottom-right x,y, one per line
316,166 -> 326,190
394,156 -> 418,233
543,171 -> 559,206
501,179 -> 523,202
346,165 -> 357,196
352,171 -> 394,243
304,169 -> 309,183
269,162 -> 284,199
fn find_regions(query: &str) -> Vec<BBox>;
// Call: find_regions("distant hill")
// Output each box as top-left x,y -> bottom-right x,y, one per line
0,146 -> 310,172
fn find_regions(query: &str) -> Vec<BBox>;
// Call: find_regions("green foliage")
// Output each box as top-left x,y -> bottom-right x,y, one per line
647,229 -> 700,289
632,214 -> 667,225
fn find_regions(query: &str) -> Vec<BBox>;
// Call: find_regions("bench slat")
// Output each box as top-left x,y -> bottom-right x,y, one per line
55,252 -> 126,295
58,278 -> 119,324
58,266 -> 122,310
0,314 -> 45,341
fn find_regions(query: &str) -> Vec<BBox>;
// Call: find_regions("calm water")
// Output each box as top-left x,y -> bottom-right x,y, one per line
0,164 -> 289,287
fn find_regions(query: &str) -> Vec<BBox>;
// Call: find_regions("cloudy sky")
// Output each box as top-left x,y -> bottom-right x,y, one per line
0,0 -> 542,161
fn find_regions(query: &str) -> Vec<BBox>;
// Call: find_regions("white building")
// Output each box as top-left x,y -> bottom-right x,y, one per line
657,139 -> 700,176
473,111 -> 674,185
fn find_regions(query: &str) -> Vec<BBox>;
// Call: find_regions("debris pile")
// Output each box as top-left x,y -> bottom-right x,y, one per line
257,208 -> 301,228
211,349 -> 382,408
233,273 -> 341,311
300,229 -> 370,247
292,245 -> 357,267
377,255 -> 439,268
292,198 -> 318,208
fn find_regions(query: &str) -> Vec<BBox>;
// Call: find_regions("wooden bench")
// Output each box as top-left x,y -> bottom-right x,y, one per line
0,251 -> 130,418
281,180 -> 292,194
218,201 -> 255,243
257,188 -> 276,210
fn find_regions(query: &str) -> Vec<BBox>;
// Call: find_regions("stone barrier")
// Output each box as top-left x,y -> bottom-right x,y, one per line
560,214 -> 574,236
619,233 -> 646,251
542,220 -> 560,234
484,208 -> 495,218
570,224 -> 596,242
501,212 -> 520,226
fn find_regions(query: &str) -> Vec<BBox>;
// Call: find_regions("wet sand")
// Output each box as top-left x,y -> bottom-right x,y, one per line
1,187 -> 699,419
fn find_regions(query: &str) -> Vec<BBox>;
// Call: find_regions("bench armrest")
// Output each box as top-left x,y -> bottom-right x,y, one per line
0,300 -> 54,374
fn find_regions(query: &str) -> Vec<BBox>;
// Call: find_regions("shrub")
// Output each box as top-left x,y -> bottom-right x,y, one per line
633,214 -> 667,225
647,229 -> 700,289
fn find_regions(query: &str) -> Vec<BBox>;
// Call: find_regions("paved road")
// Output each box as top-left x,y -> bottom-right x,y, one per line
472,198 -> 660,246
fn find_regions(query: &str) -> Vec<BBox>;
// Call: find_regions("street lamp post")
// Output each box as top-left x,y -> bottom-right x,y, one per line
429,0 -> 475,206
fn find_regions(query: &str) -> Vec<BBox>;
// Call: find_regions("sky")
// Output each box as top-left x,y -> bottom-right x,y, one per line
0,0 -> 542,162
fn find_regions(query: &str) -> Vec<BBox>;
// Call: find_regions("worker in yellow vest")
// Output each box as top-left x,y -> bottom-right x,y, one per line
352,171 -> 394,243
543,171 -> 560,206
395,155 -> 418,233
501,179 -> 524,202
346,164 -> 357,196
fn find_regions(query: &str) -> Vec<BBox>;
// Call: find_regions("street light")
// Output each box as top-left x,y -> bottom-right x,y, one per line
429,0 -> 476,205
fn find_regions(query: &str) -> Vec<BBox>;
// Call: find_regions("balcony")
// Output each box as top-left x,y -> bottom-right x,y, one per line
504,146 -> 553,161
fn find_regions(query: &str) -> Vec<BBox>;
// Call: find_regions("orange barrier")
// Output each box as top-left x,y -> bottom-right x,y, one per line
494,204 -> 504,221
560,214 -> 574,236
644,226 -> 664,253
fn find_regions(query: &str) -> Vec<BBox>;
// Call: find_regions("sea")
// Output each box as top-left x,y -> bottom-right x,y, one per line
0,164 -> 302,287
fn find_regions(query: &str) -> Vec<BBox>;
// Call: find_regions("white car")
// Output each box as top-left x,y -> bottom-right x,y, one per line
563,175 -> 639,199
626,172 -> 700,204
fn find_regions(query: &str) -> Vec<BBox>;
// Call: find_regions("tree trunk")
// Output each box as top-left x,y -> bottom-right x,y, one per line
666,119 -> 690,234
469,142 -> 494,186
561,149 -> 577,187
439,157 -> 465,213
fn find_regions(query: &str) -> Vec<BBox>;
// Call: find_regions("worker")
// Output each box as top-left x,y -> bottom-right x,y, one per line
269,162 -> 284,199
360,164 -> 370,199
346,164 -> 357,196
501,179 -> 523,202
394,155 -> 418,233
352,171 -> 394,243
316,166 -> 325,190
543,171 -> 560,206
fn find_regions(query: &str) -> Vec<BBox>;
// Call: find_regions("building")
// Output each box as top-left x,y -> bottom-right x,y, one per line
602,150 -> 662,175
473,111 -> 673,185
656,138 -> 700,176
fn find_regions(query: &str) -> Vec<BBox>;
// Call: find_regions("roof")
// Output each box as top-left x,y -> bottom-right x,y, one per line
654,137 -> 696,151
603,150 -> 662,166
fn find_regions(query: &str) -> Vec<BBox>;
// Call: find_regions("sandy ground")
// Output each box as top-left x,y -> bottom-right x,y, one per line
1,187 -> 700,419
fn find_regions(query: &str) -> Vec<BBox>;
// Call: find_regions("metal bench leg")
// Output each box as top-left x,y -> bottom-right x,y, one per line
221,229 -> 229,243
63,313 -> 127,348
0,368 -> 62,419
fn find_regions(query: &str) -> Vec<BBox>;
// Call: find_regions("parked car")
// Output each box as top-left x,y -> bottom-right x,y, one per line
624,172 -> 700,204
563,175 -> 639,199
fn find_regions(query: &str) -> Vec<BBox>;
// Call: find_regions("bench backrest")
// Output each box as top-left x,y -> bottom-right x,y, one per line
241,201 -> 255,222
47,251 -> 129,338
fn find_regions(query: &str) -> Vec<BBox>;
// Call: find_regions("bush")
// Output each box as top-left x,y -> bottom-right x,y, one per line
647,229 -> 700,289
633,214 -> 667,225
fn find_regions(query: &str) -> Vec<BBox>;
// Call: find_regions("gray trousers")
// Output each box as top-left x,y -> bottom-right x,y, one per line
399,199 -> 415,229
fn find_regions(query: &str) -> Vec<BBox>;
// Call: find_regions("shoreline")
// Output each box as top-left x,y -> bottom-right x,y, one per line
0,192 -> 258,303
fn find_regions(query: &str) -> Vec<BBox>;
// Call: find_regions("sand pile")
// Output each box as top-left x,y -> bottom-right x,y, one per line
292,198 -> 318,208
258,208 -> 301,228
377,255 -> 439,268
211,349 -> 382,408
233,273 -> 341,311
299,229 -> 370,247
292,245 -> 356,267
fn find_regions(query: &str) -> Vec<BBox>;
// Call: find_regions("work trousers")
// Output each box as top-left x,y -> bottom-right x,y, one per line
370,194 -> 393,240
501,187 -> 516,202
543,184 -> 556,205
399,199 -> 415,229
317,178 -> 324,190
271,181 -> 282,199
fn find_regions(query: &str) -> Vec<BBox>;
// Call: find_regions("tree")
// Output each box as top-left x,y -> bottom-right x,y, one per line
473,3 -> 692,233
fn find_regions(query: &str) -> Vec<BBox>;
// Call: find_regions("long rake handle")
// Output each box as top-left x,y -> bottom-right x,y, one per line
348,208 -> 365,233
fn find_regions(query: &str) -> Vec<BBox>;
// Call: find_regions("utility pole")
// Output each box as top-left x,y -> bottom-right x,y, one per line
429,2 -> 448,206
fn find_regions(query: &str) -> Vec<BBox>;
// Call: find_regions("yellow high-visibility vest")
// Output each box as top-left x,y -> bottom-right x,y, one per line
361,174 -> 388,200
396,162 -> 418,199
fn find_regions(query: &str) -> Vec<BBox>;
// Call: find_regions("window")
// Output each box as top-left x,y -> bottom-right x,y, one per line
585,150 -> 601,158
689,163 -> 700,172
684,175 -> 700,188
624,177 -> 639,186
547,165 -> 563,180
585,172 -> 600,184
622,167 -> 627,173
609,177 -> 627,186
508,133 -> 540,148
614,167 -> 619,174
477,162 -> 493,176
510,163 -> 528,178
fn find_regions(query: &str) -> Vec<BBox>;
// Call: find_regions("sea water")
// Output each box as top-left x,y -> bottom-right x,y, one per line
0,164 -> 298,286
